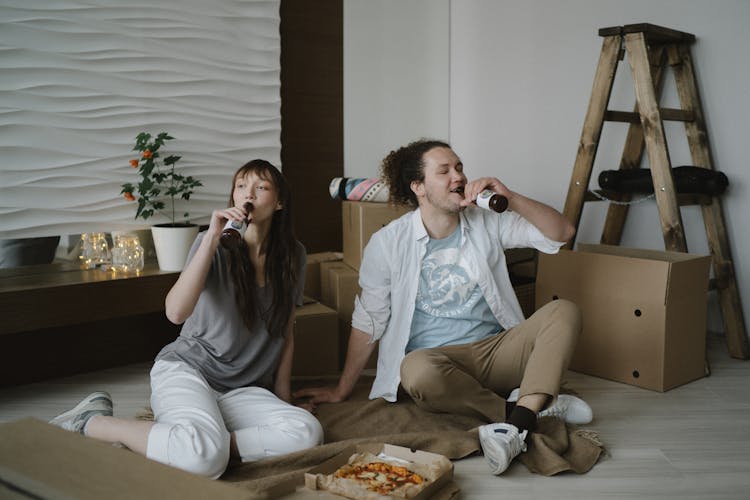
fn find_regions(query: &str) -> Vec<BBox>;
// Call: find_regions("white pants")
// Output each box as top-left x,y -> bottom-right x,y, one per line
145,359 -> 323,478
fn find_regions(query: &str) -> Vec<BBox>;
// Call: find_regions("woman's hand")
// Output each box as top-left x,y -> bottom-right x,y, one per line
206,205 -> 251,237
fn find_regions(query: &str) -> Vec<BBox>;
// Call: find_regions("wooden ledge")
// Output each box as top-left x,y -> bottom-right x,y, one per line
0,263 -> 179,335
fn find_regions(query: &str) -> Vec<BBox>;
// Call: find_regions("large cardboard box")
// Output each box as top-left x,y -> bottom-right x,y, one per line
305,251 -> 343,301
342,201 -> 412,270
0,418 -> 252,500
304,443 -> 458,499
293,301 -> 339,377
535,244 -> 711,392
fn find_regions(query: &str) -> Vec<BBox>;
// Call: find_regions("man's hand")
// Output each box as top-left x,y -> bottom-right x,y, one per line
293,400 -> 317,414
293,328 -> 375,410
293,385 -> 348,406
460,176 -> 512,208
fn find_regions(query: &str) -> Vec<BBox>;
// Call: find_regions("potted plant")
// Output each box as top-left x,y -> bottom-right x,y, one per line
121,132 -> 203,271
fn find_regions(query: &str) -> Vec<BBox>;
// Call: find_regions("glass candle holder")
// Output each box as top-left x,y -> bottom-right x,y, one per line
79,232 -> 111,269
111,233 -> 144,274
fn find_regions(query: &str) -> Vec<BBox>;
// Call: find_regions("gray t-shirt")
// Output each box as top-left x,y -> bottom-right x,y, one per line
155,232 -> 306,393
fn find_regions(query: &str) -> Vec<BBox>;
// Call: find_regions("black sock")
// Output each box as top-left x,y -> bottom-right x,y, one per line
505,400 -> 516,417
506,405 -> 537,436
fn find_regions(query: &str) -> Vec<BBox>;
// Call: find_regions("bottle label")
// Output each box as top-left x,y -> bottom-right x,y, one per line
476,190 -> 495,210
223,218 -> 246,234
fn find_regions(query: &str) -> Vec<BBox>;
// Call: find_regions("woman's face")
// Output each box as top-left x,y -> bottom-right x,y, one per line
232,170 -> 282,224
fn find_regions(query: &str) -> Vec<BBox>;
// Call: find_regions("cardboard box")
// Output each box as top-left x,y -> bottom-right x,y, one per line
320,260 -> 355,309
535,244 -> 711,392
293,302 -> 339,377
513,281 -> 536,318
304,443 -> 458,499
0,418 -> 253,500
322,263 -> 381,370
507,247 -> 538,317
506,247 -> 537,281
342,201 -> 412,270
305,251 -> 343,301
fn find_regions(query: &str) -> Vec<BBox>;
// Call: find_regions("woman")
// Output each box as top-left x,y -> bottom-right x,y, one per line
50,159 -> 323,478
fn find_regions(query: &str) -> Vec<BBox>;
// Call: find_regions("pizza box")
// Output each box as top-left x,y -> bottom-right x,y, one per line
304,443 -> 458,499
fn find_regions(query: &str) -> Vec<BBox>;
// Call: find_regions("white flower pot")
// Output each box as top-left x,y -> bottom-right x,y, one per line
150,224 -> 199,272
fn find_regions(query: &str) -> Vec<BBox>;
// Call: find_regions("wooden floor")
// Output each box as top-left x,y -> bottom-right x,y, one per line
1,332 -> 749,499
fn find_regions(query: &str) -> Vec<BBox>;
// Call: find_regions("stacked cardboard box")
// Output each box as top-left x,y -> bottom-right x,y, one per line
342,201 -> 413,270
319,260 -> 373,369
290,251 -> 348,378
303,251 -> 343,301
293,300 -> 339,377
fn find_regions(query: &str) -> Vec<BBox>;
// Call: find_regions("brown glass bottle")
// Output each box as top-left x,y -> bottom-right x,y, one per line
220,202 -> 254,248
476,190 -> 508,213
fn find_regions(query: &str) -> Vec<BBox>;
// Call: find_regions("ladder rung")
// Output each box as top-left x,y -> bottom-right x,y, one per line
604,109 -> 695,123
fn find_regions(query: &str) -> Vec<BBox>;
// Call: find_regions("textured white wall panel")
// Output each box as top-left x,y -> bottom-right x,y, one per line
0,0 -> 280,238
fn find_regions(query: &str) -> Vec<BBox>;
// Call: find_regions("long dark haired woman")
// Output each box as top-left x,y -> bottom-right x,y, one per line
49,159 -> 322,478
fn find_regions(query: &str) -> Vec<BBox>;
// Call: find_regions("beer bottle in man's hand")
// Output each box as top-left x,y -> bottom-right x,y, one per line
476,190 -> 508,213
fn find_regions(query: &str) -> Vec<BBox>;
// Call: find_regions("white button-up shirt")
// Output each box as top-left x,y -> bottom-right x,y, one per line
351,206 -> 566,402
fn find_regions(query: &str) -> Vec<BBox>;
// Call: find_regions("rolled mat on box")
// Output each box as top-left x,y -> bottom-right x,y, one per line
329,177 -> 390,202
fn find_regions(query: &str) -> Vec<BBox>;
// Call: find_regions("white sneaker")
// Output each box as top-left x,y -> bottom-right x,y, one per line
49,391 -> 113,434
478,422 -> 527,475
507,388 -> 593,425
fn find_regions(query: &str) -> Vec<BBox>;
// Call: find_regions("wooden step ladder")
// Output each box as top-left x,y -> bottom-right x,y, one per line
563,23 -> 748,359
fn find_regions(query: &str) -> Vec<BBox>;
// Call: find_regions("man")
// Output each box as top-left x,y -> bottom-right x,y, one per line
295,139 -> 592,475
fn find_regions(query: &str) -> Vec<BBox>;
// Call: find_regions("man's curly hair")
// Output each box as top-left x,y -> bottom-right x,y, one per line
380,139 -> 451,207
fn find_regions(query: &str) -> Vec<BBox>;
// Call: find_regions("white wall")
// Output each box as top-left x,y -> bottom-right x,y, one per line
0,0 -> 280,238
345,0 -> 749,334
344,0 -> 450,177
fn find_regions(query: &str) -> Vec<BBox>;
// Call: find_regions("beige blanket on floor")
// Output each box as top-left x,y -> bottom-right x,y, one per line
217,383 -> 605,498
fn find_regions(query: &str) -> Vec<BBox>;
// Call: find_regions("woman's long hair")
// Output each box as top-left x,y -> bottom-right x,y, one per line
225,159 -> 299,337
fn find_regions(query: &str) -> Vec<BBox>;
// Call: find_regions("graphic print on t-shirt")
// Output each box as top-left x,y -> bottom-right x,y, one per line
416,245 -> 483,318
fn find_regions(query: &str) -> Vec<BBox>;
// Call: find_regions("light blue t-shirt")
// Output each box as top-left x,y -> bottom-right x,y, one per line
406,223 -> 502,352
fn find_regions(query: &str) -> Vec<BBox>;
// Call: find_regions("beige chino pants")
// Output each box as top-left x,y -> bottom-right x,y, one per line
400,299 -> 581,423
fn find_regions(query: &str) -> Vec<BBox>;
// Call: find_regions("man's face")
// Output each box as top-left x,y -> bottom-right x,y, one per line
412,147 -> 467,213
